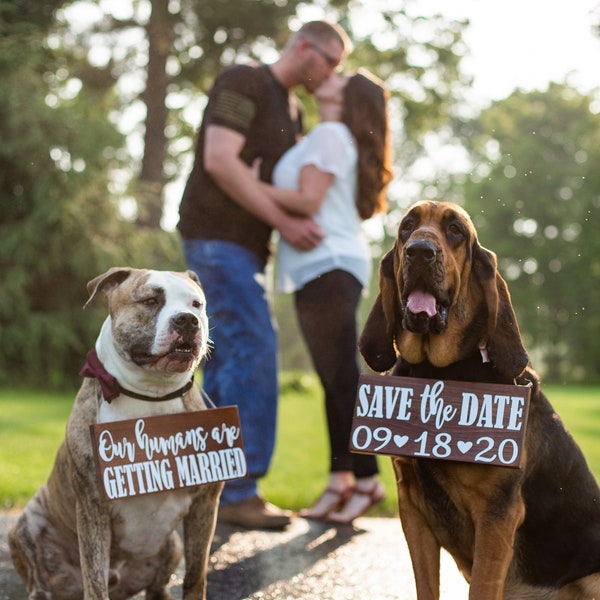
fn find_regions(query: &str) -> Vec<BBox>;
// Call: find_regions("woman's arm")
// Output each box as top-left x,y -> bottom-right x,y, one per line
205,125 -> 325,250
261,164 -> 334,217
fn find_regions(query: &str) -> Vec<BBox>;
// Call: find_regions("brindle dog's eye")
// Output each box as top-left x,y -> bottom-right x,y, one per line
140,297 -> 158,306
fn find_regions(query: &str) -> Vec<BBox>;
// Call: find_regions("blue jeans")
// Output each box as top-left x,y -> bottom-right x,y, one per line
183,239 -> 278,506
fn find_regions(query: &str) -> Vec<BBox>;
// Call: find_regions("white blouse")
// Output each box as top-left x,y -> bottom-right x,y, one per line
273,121 -> 371,293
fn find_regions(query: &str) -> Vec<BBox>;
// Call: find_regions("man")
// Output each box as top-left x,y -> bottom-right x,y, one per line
178,21 -> 351,529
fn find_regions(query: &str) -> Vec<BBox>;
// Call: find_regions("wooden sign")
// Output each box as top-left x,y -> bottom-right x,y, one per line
89,406 -> 246,501
350,374 -> 531,468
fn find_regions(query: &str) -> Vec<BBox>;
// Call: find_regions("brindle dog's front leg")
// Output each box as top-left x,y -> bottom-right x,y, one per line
75,488 -> 112,600
182,483 -> 223,600
468,494 -> 525,600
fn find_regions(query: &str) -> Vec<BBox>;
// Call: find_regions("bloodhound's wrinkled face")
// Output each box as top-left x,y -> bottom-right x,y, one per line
359,201 -> 528,378
398,201 -> 476,337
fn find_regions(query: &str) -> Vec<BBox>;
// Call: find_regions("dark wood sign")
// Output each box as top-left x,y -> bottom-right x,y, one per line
350,374 -> 531,468
89,407 -> 246,501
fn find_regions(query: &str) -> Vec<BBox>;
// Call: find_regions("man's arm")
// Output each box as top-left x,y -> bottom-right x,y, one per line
204,125 -> 324,251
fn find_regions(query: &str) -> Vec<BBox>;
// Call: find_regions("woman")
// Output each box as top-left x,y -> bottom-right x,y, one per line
261,68 -> 392,523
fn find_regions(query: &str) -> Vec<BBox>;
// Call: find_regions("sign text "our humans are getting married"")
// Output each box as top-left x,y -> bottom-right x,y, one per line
350,375 -> 531,468
90,406 -> 246,501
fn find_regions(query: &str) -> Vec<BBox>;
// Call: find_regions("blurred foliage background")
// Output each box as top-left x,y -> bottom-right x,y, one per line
1,0 -> 599,387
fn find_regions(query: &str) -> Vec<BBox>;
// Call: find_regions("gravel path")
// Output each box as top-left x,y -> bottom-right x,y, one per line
1,512 -> 469,599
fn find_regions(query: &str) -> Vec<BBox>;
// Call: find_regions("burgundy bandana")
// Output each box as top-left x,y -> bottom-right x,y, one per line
80,349 -> 121,402
79,348 -> 194,403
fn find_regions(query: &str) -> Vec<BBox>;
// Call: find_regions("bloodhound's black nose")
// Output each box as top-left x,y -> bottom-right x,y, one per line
405,239 -> 437,264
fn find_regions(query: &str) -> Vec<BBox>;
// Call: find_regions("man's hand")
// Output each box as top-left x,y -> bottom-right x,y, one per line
277,214 -> 324,251
205,125 -> 324,251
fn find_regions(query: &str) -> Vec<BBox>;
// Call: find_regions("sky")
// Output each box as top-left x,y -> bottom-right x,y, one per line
423,0 -> 600,104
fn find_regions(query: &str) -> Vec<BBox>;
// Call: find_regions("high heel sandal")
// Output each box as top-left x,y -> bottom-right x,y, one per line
299,486 -> 353,520
327,481 -> 386,524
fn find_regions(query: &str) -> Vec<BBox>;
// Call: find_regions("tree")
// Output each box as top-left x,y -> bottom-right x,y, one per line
0,11 -> 184,387
46,0 -> 471,370
54,0 -> 469,229
51,0 -> 305,228
460,84 -> 600,381
0,0 -> 473,382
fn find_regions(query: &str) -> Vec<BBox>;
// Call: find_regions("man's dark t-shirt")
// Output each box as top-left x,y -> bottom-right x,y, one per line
178,64 -> 304,263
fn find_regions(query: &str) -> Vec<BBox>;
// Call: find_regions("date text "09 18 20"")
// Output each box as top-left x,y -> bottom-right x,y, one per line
349,375 -> 531,469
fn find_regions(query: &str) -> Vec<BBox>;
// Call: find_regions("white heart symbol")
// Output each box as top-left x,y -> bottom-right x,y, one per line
393,434 -> 409,448
457,441 -> 473,454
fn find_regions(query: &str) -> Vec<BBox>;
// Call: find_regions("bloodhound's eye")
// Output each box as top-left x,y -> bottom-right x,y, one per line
400,218 -> 416,241
446,221 -> 465,242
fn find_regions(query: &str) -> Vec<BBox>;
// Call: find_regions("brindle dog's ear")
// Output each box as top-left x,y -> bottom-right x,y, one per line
186,269 -> 200,285
473,244 -> 528,379
84,267 -> 133,308
359,246 -> 400,373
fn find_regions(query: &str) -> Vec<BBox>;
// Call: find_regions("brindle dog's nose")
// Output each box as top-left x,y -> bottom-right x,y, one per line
405,239 -> 437,264
173,312 -> 199,333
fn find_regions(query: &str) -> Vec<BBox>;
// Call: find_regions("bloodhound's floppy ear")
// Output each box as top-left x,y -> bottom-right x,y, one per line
472,244 -> 529,379
84,267 -> 133,308
359,245 -> 400,373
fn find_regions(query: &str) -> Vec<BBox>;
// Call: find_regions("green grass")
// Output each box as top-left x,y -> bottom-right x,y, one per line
1,377 -> 599,517
0,389 -> 73,508
543,384 -> 600,473
263,372 -> 399,517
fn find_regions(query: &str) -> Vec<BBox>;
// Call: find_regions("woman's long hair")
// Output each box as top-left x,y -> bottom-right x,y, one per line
342,69 -> 392,220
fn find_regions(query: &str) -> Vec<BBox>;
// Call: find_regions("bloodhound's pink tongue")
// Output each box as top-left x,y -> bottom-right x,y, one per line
407,291 -> 437,317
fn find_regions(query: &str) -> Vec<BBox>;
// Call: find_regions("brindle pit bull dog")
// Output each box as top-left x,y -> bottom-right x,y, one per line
9,267 -> 223,600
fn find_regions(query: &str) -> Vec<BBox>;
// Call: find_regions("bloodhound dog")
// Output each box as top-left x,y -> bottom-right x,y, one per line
359,201 -> 600,599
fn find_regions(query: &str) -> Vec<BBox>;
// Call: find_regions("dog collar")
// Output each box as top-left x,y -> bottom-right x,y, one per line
79,349 -> 194,403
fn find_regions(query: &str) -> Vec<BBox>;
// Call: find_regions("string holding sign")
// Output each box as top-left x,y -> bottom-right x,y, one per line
89,406 -> 246,501
350,374 -> 531,468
